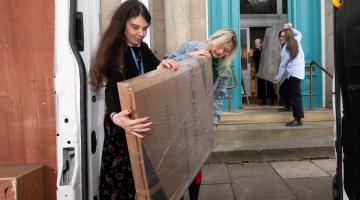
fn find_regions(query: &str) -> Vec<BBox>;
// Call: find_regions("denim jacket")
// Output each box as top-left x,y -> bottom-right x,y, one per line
167,41 -> 230,125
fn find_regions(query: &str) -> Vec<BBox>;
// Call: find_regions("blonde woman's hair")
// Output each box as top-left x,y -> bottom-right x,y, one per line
208,28 -> 238,67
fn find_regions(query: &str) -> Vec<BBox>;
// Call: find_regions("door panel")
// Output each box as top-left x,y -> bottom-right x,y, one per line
288,0 -> 322,108
208,0 -> 242,110
240,28 -> 251,99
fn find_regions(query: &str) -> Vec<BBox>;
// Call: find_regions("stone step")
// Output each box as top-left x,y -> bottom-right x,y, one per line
220,107 -> 334,124
216,121 -> 333,134
208,118 -> 335,163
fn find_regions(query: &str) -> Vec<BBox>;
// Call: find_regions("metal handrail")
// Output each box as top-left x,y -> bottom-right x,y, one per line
309,60 -> 333,110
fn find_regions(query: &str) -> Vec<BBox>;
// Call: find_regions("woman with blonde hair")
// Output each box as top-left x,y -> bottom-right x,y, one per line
167,28 -> 238,200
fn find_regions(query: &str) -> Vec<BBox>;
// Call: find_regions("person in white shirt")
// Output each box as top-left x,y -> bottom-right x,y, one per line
274,23 -> 305,126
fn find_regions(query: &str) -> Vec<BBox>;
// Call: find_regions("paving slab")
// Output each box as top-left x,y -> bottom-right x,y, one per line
197,184 -> 235,200
227,162 -> 278,178
284,177 -> 333,200
231,175 -> 297,200
271,160 -> 329,178
311,159 -> 336,173
202,164 -> 230,184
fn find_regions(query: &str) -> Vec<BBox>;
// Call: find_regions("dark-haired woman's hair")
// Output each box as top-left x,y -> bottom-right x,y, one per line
90,0 -> 151,88
278,29 -> 299,60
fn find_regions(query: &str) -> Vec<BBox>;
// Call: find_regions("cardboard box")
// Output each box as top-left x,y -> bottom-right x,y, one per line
0,164 -> 44,200
258,25 -> 282,82
118,57 -> 215,200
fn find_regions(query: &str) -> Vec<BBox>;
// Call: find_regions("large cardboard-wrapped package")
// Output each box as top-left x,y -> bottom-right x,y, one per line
118,58 -> 215,200
258,25 -> 283,82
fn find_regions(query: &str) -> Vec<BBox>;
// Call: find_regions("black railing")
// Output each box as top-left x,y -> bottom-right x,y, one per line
309,60 -> 333,110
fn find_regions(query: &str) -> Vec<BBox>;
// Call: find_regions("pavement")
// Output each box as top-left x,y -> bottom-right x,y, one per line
183,105 -> 336,200
184,159 -> 336,200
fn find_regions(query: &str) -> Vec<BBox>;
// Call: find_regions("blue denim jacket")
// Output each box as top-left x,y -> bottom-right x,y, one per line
167,41 -> 230,125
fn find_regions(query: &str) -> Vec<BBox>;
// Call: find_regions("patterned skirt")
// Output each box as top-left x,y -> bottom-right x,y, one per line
99,118 -> 135,200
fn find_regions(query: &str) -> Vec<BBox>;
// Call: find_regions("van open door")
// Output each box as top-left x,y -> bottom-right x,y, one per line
333,0 -> 360,199
55,0 -> 103,199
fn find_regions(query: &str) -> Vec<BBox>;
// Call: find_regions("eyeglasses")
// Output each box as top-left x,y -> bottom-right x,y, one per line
280,35 -> 285,38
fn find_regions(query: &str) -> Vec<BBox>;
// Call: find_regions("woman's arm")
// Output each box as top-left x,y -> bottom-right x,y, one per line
167,41 -> 204,61
105,68 -> 122,115
284,23 -> 302,42
292,28 -> 302,42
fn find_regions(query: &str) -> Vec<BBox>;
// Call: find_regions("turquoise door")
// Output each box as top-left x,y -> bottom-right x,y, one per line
288,0 -> 322,108
208,0 -> 242,110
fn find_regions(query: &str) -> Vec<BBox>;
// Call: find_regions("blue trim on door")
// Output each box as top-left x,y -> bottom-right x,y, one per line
208,0 -> 242,110
288,0 -> 322,108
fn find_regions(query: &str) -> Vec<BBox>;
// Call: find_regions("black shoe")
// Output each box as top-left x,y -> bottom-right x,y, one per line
278,106 -> 291,112
286,119 -> 302,126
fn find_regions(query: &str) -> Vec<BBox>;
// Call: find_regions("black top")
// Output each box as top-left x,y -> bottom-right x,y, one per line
253,48 -> 261,73
105,42 -> 160,116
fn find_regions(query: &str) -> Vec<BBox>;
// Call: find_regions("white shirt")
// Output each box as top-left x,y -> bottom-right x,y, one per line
275,28 -> 305,81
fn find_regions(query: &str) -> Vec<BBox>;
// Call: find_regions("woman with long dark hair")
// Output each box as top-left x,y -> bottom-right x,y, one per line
274,23 -> 305,126
90,1 -> 177,199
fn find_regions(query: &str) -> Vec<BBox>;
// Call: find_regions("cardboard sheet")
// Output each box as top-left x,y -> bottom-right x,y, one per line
257,25 -> 283,82
118,57 -> 215,200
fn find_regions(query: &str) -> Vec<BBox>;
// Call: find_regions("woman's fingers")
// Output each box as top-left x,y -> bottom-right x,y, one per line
194,50 -> 211,58
132,121 -> 153,130
112,109 -> 153,138
167,59 -> 179,71
133,127 -> 152,133
157,59 -> 179,72
202,51 -> 212,58
130,116 -> 151,125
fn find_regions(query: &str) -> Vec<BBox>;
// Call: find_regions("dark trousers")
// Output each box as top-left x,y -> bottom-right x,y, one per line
279,79 -> 290,107
180,171 -> 202,200
257,78 -> 275,101
287,76 -> 304,119
180,182 -> 201,200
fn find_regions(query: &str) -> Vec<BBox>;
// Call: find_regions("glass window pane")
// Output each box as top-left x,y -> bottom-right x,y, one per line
240,0 -> 277,14
282,0 -> 288,14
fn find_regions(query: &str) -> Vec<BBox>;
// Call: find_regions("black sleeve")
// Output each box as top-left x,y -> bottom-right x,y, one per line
253,50 -> 261,73
105,43 -> 159,115
141,42 -> 160,72
105,67 -> 123,115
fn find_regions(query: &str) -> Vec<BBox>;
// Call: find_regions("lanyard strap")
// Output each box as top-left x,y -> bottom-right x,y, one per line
130,47 -> 144,75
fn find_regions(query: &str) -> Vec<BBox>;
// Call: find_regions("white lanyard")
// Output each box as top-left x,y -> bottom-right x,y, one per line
130,47 -> 144,75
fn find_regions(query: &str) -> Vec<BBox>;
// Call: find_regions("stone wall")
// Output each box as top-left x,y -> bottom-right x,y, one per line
100,0 -> 207,59
324,0 -> 335,108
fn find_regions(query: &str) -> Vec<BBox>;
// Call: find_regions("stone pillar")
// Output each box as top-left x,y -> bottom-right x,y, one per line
100,0 -> 124,33
190,0 -> 207,41
324,0 -> 334,108
150,0 -> 166,59
164,0 -> 191,54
